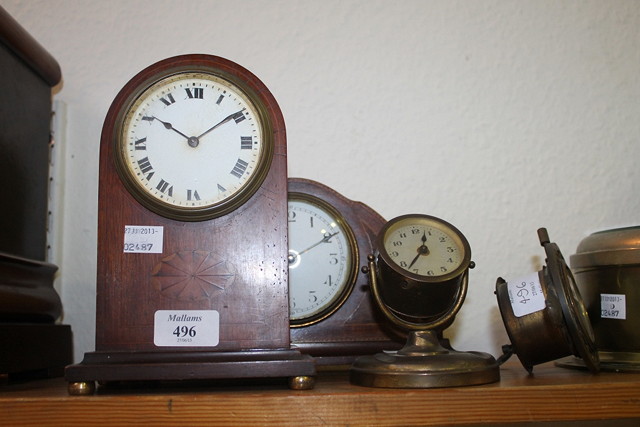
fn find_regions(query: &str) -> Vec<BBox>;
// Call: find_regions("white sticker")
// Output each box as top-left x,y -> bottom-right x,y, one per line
601,294 -> 626,320
154,310 -> 220,347
123,225 -> 163,253
507,272 -> 546,317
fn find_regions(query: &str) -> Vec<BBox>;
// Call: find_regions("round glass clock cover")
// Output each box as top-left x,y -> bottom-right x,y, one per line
373,214 -> 472,327
381,214 -> 470,281
115,70 -> 272,220
287,195 -> 357,326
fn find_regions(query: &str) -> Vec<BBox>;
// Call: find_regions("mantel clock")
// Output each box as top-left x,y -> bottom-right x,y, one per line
351,214 -> 500,388
65,54 -> 315,393
287,178 -> 404,365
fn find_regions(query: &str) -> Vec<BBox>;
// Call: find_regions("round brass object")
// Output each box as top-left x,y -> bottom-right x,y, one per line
67,381 -> 96,396
350,329 -> 499,388
565,226 -> 640,371
495,228 -> 599,373
350,214 -> 500,388
288,375 -> 316,390
374,214 -> 472,329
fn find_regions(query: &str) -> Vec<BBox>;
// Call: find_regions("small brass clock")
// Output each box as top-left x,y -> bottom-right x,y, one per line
65,55 -> 315,393
351,214 -> 499,388
288,178 -> 404,365
375,214 -> 472,326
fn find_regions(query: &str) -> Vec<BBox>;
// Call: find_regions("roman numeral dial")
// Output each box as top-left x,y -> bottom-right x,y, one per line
116,70 -> 272,220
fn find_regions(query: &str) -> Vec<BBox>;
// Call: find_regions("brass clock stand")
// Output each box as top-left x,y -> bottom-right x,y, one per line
351,254 -> 500,388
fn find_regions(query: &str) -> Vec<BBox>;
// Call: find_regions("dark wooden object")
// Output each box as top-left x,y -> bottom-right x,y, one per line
0,6 -> 61,261
0,253 -> 61,323
65,55 -> 314,389
0,253 -> 72,379
0,323 -> 72,380
0,6 -> 72,381
289,178 -> 404,365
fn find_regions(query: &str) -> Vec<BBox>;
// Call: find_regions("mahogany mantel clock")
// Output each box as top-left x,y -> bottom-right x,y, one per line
65,54 -> 315,393
288,178 -> 404,365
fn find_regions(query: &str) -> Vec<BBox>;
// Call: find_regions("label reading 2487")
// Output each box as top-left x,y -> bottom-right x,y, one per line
601,294 -> 626,320
123,225 -> 163,253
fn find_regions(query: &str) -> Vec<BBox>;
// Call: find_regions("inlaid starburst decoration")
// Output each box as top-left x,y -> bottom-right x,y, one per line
151,250 -> 235,301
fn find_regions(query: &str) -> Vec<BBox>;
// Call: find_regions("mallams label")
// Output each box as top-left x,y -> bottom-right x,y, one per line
154,310 -> 219,347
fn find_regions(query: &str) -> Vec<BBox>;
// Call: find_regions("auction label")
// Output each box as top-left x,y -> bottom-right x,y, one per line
154,310 -> 220,347
507,272 -> 546,317
601,293 -> 626,320
124,225 -> 163,253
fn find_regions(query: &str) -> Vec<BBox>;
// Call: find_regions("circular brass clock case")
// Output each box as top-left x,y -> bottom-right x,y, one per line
495,228 -> 599,373
112,57 -> 274,221
350,214 -> 500,388
374,214 -> 472,329
566,226 -> 640,371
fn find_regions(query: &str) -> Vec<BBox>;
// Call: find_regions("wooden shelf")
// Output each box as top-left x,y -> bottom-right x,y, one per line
1,361 -> 640,426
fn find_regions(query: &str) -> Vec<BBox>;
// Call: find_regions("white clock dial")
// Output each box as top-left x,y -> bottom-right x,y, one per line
287,196 -> 357,326
382,217 -> 465,278
116,71 -> 270,220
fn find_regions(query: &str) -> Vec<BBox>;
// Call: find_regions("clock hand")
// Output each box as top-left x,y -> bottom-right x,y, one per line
408,252 -> 422,270
197,108 -> 246,139
297,231 -> 340,256
408,232 -> 430,269
148,116 -> 190,141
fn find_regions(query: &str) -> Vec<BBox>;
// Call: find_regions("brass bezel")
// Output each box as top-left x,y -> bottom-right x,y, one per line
288,191 -> 359,328
113,64 -> 274,222
378,214 -> 471,283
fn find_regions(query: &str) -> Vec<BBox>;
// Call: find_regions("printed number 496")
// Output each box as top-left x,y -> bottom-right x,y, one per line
173,326 -> 196,337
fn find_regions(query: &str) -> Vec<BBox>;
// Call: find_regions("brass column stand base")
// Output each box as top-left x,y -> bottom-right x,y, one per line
350,330 -> 499,388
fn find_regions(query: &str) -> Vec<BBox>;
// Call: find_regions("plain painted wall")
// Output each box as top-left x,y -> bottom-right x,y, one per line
4,0 -> 639,364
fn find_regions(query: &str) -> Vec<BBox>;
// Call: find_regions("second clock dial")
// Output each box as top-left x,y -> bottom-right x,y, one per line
288,193 -> 357,326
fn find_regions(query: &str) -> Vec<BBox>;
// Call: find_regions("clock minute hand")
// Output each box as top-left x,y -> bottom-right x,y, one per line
297,232 -> 339,256
408,252 -> 422,270
197,108 -> 246,139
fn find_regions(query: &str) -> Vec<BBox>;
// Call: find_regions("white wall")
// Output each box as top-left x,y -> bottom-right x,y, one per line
4,0 -> 639,364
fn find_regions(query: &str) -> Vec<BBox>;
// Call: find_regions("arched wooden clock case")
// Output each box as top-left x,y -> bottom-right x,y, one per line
65,55 -> 315,392
288,178 -> 404,365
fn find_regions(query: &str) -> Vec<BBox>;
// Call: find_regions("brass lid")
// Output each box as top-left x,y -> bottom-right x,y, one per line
570,226 -> 640,269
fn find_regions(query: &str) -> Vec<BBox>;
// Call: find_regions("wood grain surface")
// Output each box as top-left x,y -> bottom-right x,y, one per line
4,361 -> 640,426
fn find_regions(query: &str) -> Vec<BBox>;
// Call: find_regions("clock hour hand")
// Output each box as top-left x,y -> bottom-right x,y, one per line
408,232 -> 430,269
298,231 -> 339,256
197,108 -> 246,140
147,116 -> 190,141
